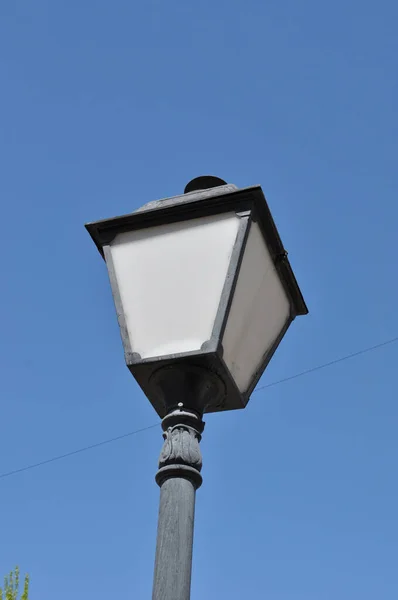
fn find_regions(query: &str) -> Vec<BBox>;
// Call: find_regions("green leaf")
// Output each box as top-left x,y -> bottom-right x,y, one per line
0,569 -> 28,600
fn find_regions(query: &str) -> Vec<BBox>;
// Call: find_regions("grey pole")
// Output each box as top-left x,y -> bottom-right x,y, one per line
152,408 -> 204,600
150,364 -> 224,600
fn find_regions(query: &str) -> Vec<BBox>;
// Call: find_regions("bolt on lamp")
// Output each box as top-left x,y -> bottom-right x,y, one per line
86,176 -> 308,600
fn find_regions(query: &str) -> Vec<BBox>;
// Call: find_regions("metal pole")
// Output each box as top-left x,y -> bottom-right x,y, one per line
152,407 -> 204,600
149,364 -> 224,600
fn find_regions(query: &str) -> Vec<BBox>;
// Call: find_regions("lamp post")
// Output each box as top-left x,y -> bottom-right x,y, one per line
86,176 -> 308,600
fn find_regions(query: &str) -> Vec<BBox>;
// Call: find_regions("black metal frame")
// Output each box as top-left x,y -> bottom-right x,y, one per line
86,184 -> 308,417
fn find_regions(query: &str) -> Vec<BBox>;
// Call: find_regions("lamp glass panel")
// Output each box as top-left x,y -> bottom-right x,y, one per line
108,212 -> 240,359
222,222 -> 291,393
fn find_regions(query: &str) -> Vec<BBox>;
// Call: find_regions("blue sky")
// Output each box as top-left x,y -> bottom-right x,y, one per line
1,0 -> 397,598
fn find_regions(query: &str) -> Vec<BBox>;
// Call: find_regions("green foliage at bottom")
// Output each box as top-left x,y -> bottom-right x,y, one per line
0,568 -> 29,600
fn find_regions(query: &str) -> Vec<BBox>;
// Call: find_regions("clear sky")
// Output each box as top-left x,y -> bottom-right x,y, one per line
1,0 -> 397,598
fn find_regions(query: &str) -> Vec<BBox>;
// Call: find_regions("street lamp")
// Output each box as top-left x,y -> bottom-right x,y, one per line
86,176 -> 308,600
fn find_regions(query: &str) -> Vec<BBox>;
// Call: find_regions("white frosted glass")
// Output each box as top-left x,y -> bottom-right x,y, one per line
108,213 -> 240,359
222,222 -> 290,393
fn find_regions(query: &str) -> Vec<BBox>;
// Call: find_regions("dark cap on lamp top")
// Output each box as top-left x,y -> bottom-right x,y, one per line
184,176 -> 228,194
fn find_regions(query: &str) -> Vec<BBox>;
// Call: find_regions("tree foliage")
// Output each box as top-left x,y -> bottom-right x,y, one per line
0,568 -> 29,600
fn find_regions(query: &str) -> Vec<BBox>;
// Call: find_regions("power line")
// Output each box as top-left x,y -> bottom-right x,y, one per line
1,335 -> 397,481
254,335 -> 398,392
0,424 -> 158,480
